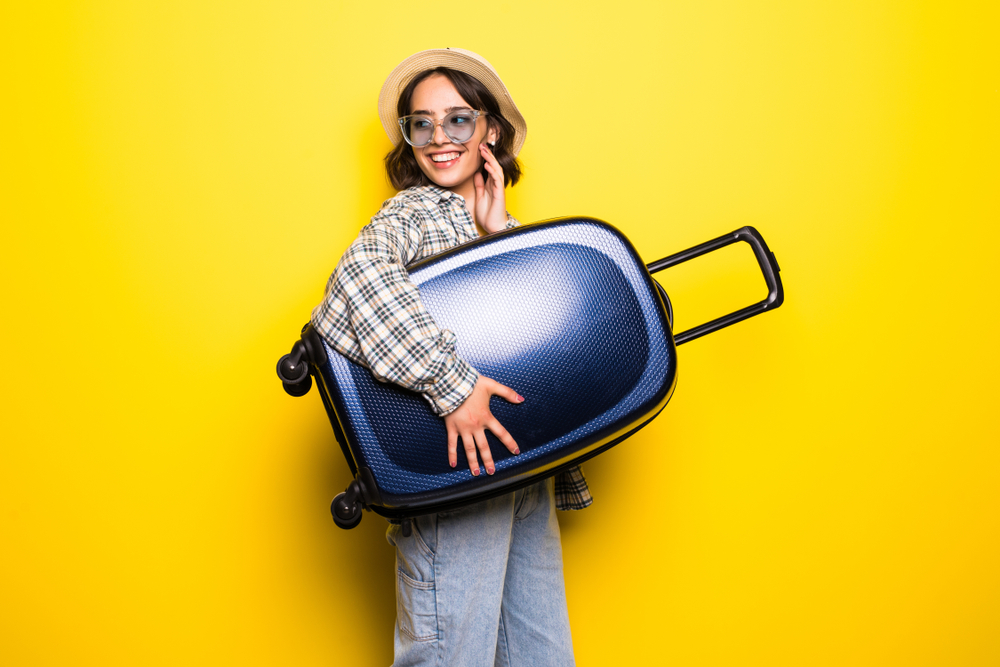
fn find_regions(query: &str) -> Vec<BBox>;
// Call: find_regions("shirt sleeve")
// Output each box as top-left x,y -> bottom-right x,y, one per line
323,204 -> 479,416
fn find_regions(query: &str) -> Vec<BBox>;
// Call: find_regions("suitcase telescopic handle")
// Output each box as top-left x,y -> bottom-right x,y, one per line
646,226 -> 784,345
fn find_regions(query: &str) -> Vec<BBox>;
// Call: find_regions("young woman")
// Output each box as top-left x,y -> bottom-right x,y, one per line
311,48 -> 590,666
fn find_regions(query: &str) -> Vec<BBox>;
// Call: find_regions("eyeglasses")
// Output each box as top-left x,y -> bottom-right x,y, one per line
398,109 -> 488,147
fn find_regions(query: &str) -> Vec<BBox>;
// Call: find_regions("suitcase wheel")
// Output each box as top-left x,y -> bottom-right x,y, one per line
277,346 -> 312,397
331,491 -> 363,530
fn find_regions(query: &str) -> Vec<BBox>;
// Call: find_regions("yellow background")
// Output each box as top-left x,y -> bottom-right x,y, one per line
3,1 -> 998,664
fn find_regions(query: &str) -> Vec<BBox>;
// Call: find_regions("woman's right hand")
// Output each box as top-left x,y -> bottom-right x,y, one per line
473,143 -> 508,234
444,376 -> 523,476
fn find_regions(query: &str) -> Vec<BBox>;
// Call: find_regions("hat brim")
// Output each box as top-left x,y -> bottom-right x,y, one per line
378,48 -> 526,157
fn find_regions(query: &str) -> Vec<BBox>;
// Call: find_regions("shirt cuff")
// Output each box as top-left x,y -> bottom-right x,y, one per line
423,356 -> 479,416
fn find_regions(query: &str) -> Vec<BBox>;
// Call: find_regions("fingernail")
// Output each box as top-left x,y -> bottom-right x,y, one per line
450,462 -> 456,468
487,466 -> 494,475
517,394 -> 525,402
514,448 -> 520,455
472,468 -> 479,476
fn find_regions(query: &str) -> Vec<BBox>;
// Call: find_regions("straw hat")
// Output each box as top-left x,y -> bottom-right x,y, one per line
378,48 -> 527,156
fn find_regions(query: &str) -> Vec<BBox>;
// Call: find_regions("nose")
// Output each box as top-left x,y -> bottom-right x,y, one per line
431,121 -> 451,146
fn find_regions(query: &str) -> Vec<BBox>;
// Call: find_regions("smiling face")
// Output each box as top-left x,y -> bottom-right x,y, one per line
408,74 -> 496,194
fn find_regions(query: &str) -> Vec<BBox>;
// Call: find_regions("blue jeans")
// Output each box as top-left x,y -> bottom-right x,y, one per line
386,478 -> 575,666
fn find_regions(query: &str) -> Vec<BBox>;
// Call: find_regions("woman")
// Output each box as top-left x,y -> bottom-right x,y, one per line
311,48 -> 589,666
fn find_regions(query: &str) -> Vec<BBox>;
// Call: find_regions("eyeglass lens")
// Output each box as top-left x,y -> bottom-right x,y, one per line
403,111 -> 477,147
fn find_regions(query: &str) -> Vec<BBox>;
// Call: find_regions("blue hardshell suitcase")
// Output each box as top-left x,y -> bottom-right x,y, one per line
277,217 -> 783,533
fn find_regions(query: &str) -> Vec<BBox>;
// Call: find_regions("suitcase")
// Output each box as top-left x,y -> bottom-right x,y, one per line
277,217 -> 783,534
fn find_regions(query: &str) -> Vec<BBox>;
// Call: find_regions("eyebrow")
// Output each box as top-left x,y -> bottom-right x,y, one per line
409,106 -> 473,116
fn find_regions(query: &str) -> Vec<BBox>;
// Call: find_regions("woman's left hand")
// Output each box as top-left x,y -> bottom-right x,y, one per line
473,143 -> 508,234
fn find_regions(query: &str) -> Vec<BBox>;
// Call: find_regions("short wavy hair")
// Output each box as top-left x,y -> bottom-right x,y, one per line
384,67 -> 523,191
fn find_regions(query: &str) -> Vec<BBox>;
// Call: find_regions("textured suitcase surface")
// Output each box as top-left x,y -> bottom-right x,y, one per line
314,217 -> 677,517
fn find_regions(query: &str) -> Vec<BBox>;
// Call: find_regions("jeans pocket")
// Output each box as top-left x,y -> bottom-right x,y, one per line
397,569 -> 438,642
410,515 -> 436,559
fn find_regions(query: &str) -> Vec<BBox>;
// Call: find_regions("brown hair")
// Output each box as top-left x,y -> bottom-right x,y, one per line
384,67 -> 523,191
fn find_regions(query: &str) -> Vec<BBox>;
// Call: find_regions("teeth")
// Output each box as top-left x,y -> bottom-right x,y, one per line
431,152 -> 460,162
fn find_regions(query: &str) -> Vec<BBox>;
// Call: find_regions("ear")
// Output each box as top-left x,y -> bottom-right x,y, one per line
486,125 -> 499,146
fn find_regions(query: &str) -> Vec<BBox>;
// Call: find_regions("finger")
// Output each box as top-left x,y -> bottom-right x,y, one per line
486,379 -> 524,404
483,166 -> 500,193
447,423 -> 458,468
474,430 -> 495,475
481,158 -> 497,181
474,170 -> 491,210
481,142 -> 499,164
479,144 -> 499,170
462,432 -> 480,476
482,148 -> 504,184
478,152 -> 502,185
487,418 -> 520,456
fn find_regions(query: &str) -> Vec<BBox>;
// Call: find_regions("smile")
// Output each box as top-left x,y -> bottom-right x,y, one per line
430,152 -> 461,163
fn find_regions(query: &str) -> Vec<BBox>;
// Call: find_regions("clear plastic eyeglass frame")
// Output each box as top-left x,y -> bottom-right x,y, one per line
397,109 -> 489,147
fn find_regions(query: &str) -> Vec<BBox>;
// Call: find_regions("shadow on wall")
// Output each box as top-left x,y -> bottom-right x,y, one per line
294,415 -> 397,661
358,118 -> 399,219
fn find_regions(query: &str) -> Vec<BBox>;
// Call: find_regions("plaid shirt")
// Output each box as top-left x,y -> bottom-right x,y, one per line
311,185 -> 592,511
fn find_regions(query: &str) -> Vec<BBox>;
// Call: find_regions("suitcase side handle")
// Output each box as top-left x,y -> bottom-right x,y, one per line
646,226 -> 784,345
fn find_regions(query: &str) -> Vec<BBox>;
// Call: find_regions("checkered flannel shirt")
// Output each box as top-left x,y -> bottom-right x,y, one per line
311,185 -> 592,511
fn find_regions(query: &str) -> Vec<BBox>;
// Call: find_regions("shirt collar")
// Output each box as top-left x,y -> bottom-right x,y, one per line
412,185 -> 464,205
